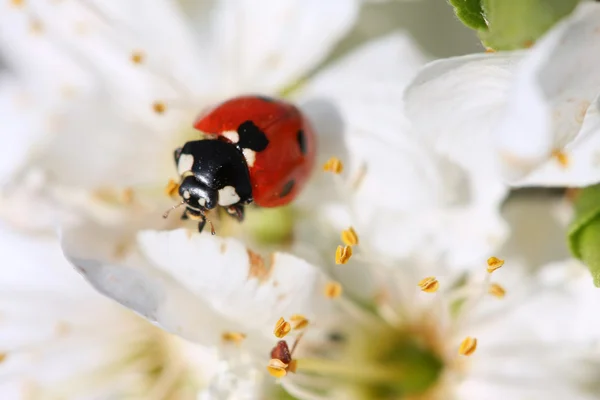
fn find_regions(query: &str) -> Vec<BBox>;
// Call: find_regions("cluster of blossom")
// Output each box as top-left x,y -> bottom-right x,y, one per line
1,1 -> 600,399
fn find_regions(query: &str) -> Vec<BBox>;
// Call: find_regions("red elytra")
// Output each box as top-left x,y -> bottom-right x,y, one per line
194,95 -> 316,207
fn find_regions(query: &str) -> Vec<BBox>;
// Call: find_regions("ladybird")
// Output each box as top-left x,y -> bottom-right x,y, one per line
169,95 -> 316,233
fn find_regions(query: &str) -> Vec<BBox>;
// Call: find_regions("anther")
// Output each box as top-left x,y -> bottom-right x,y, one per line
551,149 -> 569,168
323,157 -> 343,174
418,276 -> 439,293
341,227 -> 359,246
324,281 -> 343,298
221,332 -> 246,345
486,257 -> 504,273
271,340 -> 292,364
267,358 -> 288,378
165,179 -> 180,198
131,51 -> 145,65
290,314 -> 309,330
335,245 -> 352,264
459,337 -> 477,356
152,101 -> 166,114
274,317 -> 291,339
488,283 -> 506,298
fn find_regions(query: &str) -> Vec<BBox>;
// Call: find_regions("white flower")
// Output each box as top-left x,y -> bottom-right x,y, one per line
60,201 -> 600,400
404,2 -> 600,188
0,0 -> 362,397
0,0 -> 359,230
296,33 -> 508,268
0,223 -> 217,399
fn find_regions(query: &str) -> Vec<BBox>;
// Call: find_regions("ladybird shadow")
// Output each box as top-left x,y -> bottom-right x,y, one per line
300,97 -> 349,165
299,97 -> 349,203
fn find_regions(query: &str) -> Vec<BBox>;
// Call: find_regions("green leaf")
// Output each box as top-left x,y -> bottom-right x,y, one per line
448,0 -> 488,31
480,0 -> 580,50
568,184 -> 600,287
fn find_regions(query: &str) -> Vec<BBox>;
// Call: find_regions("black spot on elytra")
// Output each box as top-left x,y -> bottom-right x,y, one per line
237,120 -> 269,152
280,179 -> 295,198
297,130 -> 307,155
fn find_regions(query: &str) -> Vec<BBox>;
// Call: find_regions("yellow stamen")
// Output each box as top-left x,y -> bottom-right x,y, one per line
267,358 -> 288,378
484,47 -> 496,53
131,51 -> 145,64
324,281 -> 343,298
341,227 -> 359,246
273,317 -> 291,339
486,256 -> 504,273
459,337 -> 477,356
418,276 -> 439,293
551,149 -> 569,168
323,157 -> 343,174
0,353 -> 6,363
488,283 -> 506,299
152,101 -> 166,114
290,314 -> 309,330
221,332 -> 246,345
165,179 -> 180,198
335,245 -> 352,265
10,0 -> 24,7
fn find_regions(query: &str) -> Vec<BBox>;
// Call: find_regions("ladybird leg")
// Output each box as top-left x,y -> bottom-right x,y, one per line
173,147 -> 183,165
197,217 -> 207,233
226,204 -> 245,222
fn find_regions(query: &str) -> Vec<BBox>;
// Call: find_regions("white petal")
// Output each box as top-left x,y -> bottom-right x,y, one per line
0,0 -> 206,188
512,102 -> 600,187
459,260 -> 600,400
0,75 -> 47,187
61,224 -> 234,346
301,33 -> 445,212
210,0 -> 359,94
137,229 -> 332,338
404,52 -> 522,186
0,225 -> 134,396
494,3 -> 600,182
301,34 -> 508,265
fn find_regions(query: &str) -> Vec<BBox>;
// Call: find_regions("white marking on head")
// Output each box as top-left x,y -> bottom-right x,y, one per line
198,197 -> 206,207
218,185 -> 241,206
183,190 -> 190,199
222,130 -> 239,143
177,154 -> 194,175
243,148 -> 256,167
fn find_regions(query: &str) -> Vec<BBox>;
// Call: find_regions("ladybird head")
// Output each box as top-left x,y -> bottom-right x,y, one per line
179,175 -> 218,211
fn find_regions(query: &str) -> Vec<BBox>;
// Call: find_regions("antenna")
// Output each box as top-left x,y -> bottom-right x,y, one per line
162,200 -> 185,219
